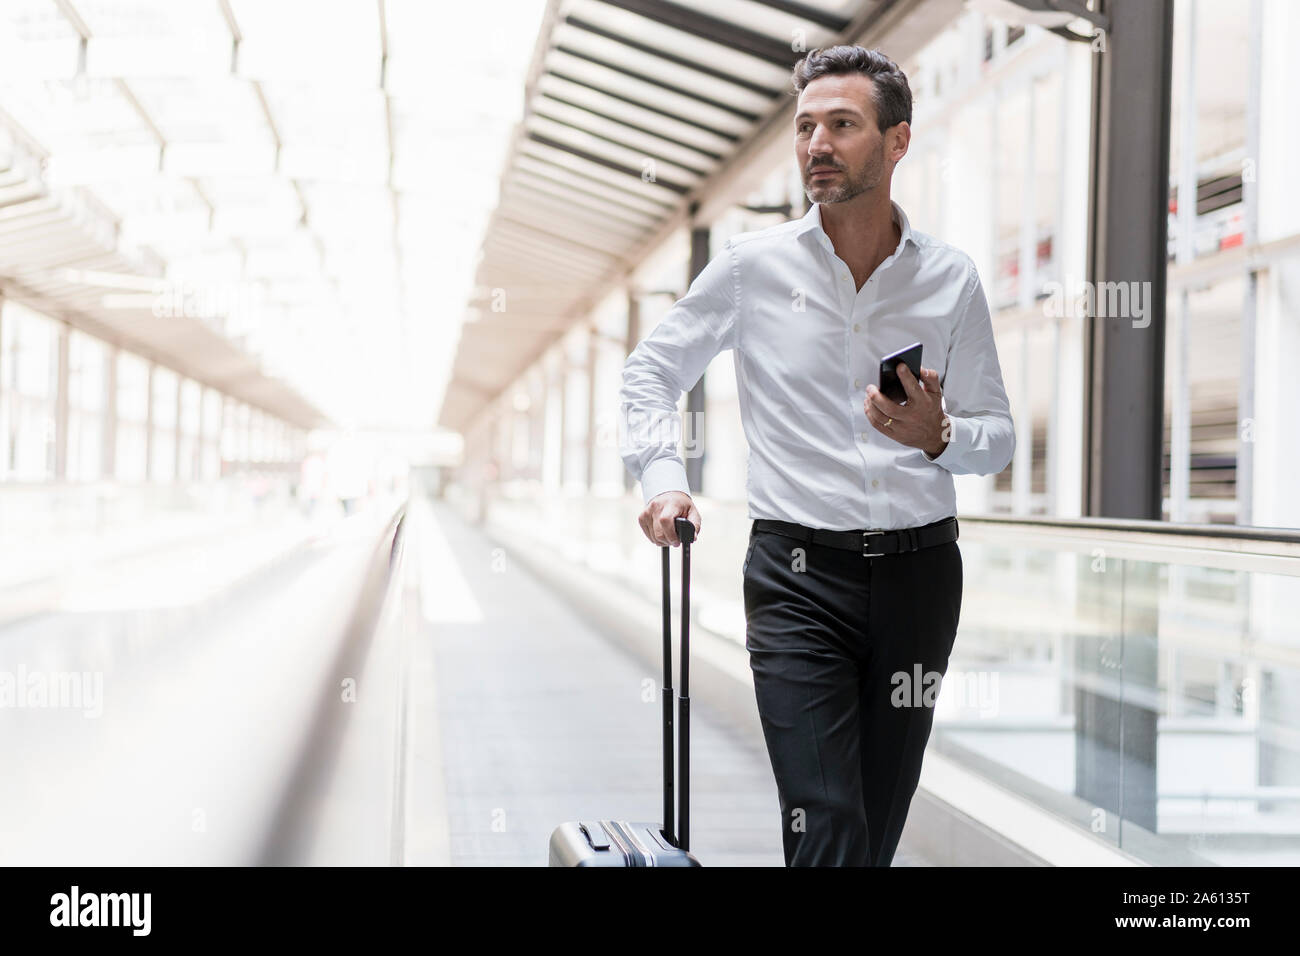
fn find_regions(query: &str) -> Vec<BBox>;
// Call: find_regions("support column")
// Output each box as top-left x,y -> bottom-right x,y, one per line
1250,0 -> 1300,802
1047,314 -> 1060,511
53,325 -> 69,481
623,289 -> 640,494
0,291 -> 5,478
1169,0 -> 1196,522
1237,0 -> 1262,527
174,376 -> 184,481
526,366 -> 543,484
945,87 -> 998,515
1012,325 -> 1032,515
54,324 -> 69,480
1011,75 -> 1037,517
1082,0 -> 1175,520
144,363 -> 156,480
102,347 -> 118,479
1054,42 -> 1091,519
196,384 -> 208,482
218,396 -> 229,476
685,223 -> 709,495
559,344 -> 575,493
542,350 -> 563,494
1251,0 -> 1300,528
585,326 -> 597,492
1076,0 -> 1173,840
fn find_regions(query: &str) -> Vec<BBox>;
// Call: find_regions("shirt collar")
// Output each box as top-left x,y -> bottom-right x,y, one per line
795,199 -> 918,257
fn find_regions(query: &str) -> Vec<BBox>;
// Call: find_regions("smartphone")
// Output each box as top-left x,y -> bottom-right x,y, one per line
879,341 -> 923,404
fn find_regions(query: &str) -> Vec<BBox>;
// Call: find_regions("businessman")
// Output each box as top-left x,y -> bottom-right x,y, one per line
619,45 -> 1015,866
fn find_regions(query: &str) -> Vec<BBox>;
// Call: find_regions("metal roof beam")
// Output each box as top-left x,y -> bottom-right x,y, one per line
746,0 -> 853,32
495,213 -> 628,260
545,69 -> 741,141
537,91 -> 724,161
113,79 -> 167,170
509,169 -> 661,223
587,0 -> 802,67
481,242 -> 610,281
505,177 -> 659,228
51,0 -> 90,39
516,151 -> 676,213
479,249 -> 607,284
530,108 -> 711,177
525,131 -> 689,194
562,14 -> 783,97
553,44 -> 762,121
479,254 -> 606,288
498,189 -> 649,241
496,203 -> 642,249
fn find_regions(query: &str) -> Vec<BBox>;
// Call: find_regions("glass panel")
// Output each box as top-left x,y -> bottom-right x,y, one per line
932,527 -> 1300,865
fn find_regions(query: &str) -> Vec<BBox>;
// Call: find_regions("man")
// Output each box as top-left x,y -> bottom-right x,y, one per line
618,45 -> 1015,866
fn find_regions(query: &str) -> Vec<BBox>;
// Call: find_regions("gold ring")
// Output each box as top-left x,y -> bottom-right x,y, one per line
885,417 -> 893,427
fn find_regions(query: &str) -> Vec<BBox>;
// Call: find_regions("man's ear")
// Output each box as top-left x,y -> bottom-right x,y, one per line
888,121 -> 911,163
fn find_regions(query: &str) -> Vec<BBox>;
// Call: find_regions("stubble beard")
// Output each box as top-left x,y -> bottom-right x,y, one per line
803,139 -> 885,204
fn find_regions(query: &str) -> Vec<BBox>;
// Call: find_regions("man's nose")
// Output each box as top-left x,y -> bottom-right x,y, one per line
808,126 -> 833,158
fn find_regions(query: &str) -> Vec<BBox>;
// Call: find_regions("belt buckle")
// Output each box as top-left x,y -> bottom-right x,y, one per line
862,530 -> 885,558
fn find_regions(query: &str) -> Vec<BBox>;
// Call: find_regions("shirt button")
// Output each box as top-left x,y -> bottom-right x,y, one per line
872,479 -> 880,488
854,378 -> 862,389
841,274 -> 849,281
859,432 -> 868,441
852,323 -> 860,332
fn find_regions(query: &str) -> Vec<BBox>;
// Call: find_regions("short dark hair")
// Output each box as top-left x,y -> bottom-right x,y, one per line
791,45 -> 912,132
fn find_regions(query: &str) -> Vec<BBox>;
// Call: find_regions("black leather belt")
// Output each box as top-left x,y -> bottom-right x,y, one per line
751,515 -> 958,558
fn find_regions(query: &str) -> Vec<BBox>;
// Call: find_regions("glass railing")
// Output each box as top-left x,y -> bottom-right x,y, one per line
476,488 -> 1300,866
935,515 -> 1300,867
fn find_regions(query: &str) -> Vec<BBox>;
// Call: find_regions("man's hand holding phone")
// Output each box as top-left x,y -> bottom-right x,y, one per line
865,363 -> 951,459
638,490 -> 701,547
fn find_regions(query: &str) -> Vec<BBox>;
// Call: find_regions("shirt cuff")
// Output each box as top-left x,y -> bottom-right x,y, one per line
923,414 -> 967,469
640,456 -> 691,504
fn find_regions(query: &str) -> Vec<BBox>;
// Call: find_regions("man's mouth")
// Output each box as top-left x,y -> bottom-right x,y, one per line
809,168 -> 840,178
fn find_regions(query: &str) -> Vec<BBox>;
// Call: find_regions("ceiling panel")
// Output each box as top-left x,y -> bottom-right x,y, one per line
440,0 -> 892,432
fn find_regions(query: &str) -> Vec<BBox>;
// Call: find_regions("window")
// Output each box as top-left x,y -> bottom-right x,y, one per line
0,301 -> 57,481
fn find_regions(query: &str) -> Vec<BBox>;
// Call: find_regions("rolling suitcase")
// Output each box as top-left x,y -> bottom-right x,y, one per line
548,517 -> 702,867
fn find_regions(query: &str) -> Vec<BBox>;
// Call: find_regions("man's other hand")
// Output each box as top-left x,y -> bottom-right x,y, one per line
638,491 -> 701,546
865,364 -> 949,458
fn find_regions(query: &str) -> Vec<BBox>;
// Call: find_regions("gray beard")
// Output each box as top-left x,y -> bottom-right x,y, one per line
803,145 -> 885,204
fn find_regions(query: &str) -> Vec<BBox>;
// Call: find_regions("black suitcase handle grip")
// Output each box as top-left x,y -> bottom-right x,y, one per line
674,516 -> 695,546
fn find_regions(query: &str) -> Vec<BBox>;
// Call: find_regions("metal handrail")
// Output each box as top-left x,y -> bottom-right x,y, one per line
957,512 -> 1300,574
959,512 -> 1300,544
257,501 -> 408,865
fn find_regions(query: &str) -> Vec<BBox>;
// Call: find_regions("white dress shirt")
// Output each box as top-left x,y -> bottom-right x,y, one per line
619,199 -> 1015,532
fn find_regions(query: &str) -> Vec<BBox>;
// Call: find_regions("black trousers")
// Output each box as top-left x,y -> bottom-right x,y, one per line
742,526 -> 963,866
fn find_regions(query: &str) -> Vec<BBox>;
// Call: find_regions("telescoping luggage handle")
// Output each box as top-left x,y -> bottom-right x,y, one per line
660,516 -> 694,852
